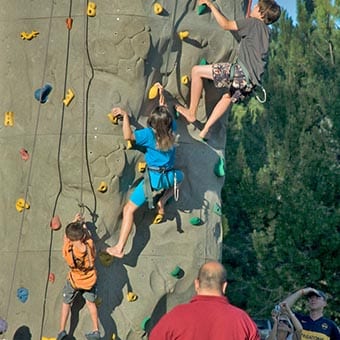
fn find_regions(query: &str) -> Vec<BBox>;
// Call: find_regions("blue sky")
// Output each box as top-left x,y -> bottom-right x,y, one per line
279,0 -> 297,22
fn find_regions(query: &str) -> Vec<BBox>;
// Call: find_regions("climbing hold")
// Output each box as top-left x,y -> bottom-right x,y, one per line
99,252 -> 114,267
16,198 -> 30,213
112,334 -> 116,340
214,157 -> 225,177
170,265 -> 184,279
199,57 -> 208,65
181,75 -> 189,85
126,140 -> 133,149
197,4 -> 207,15
126,292 -> 138,302
153,3 -> 163,15
178,31 -> 189,40
48,272 -> 55,283
138,162 -> 146,173
87,2 -> 97,17
34,84 -> 52,103
41,337 -> 56,340
66,17 -> 73,30
50,215 -> 62,230
148,83 -> 159,100
152,213 -> 164,224
140,316 -> 151,331
19,148 -> 30,161
213,203 -> 222,216
97,181 -> 108,193
0,318 -> 8,334
20,30 -> 39,40
95,296 -> 102,306
4,111 -> 14,127
63,89 -> 75,106
189,216 -> 202,226
17,287 -> 29,303
107,113 -> 119,125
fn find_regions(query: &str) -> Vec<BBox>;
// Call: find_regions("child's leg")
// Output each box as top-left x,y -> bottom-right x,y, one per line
199,93 -> 232,139
106,200 -> 138,258
85,300 -> 99,332
59,302 -> 70,332
176,65 -> 213,122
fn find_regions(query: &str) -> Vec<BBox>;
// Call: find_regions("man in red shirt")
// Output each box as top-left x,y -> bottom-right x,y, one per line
149,261 -> 260,340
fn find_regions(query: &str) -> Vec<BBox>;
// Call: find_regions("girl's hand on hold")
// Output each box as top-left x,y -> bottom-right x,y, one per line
111,107 -> 128,118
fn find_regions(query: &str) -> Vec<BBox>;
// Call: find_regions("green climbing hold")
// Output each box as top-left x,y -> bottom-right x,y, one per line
197,4 -> 207,15
190,217 -> 202,226
214,157 -> 225,177
170,265 -> 184,279
141,316 -> 151,331
213,203 -> 222,216
199,57 -> 208,65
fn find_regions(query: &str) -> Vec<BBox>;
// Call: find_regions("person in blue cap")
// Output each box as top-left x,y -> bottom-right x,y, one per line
282,287 -> 340,340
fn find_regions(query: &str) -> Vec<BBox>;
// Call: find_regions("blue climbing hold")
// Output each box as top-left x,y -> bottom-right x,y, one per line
34,84 -> 53,103
17,287 -> 29,303
0,318 -> 8,334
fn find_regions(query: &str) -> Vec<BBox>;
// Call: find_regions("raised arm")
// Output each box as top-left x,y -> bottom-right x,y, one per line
199,0 -> 238,31
282,287 -> 320,308
111,107 -> 135,141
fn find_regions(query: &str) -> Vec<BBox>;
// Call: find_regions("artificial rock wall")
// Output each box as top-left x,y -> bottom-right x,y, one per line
0,0 -> 248,339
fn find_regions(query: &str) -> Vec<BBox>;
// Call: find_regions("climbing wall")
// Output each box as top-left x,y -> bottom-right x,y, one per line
0,0 -> 248,339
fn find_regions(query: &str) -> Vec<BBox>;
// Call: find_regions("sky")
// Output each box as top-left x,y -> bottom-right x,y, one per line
279,0 -> 297,22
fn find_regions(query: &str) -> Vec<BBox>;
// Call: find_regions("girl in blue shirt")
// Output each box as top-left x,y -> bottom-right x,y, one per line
106,100 -> 184,258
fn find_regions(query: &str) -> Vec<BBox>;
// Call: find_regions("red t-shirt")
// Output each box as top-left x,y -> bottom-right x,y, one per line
149,295 -> 260,340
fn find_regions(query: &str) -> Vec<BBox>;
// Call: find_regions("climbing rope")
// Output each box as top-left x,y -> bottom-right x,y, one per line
5,0 -> 56,325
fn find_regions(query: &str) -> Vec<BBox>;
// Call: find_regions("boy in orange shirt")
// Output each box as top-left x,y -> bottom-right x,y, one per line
57,214 -> 100,340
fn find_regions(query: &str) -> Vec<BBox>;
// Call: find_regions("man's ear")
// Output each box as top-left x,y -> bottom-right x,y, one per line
222,281 -> 228,295
194,279 -> 200,293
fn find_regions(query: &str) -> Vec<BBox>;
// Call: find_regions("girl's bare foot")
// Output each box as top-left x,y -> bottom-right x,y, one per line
106,246 -> 124,258
175,105 -> 196,123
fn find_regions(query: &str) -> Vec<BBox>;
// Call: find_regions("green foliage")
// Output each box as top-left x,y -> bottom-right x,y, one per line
222,0 -> 340,324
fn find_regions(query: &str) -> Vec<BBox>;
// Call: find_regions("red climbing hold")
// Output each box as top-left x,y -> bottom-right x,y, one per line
50,215 -> 62,230
19,148 -> 29,161
66,17 -> 73,30
48,272 -> 55,283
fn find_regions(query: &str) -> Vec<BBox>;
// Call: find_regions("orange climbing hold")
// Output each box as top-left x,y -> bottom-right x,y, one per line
50,215 -> 62,230
66,17 -> 73,30
16,198 -> 30,212
4,111 -> 14,127
19,148 -> 29,161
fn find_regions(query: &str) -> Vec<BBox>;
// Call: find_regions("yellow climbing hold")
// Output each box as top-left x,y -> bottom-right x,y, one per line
87,2 -> 97,17
99,252 -> 114,266
138,162 -> 147,173
4,111 -> 14,127
63,89 -> 75,106
126,291 -> 138,302
107,113 -> 119,125
20,30 -> 39,40
126,140 -> 133,149
153,3 -> 163,15
181,75 -> 189,85
148,83 -> 159,100
41,337 -> 56,340
112,334 -> 116,340
16,198 -> 30,213
178,31 -> 189,40
97,181 -> 108,193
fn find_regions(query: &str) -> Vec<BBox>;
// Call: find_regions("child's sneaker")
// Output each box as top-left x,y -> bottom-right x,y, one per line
85,330 -> 100,340
56,330 -> 67,340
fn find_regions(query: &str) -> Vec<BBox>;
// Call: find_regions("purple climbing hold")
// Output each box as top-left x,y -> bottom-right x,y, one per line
0,318 -> 8,334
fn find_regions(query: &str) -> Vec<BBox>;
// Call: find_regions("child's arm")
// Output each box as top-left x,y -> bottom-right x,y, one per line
111,107 -> 135,141
199,0 -> 238,31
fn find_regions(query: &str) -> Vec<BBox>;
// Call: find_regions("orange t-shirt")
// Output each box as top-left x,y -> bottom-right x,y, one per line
63,237 -> 97,290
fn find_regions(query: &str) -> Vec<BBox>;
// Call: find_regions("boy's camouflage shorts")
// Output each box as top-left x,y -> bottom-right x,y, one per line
212,62 -> 254,103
